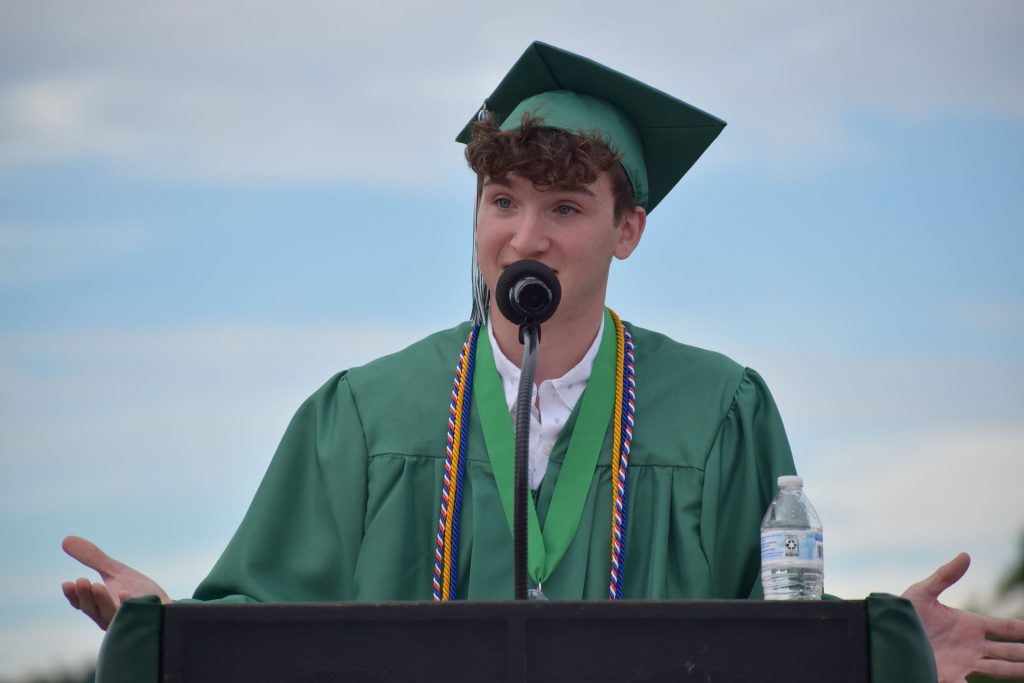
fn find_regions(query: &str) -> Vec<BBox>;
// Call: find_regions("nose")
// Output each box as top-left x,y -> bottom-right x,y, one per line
508,210 -> 551,257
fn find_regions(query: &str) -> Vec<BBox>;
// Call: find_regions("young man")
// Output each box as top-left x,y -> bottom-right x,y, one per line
63,42 -> 1024,680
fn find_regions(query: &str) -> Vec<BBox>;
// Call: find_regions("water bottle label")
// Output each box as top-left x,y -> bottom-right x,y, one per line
760,530 -> 823,563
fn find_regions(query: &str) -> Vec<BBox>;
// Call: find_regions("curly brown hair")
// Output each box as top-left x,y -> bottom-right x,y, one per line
465,112 -> 637,222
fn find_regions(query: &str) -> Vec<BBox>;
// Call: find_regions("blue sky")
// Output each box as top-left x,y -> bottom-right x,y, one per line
1,0 -> 1023,677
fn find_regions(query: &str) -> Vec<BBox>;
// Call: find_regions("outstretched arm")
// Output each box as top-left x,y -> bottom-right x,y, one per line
61,535 -> 170,631
904,552 -> 1024,682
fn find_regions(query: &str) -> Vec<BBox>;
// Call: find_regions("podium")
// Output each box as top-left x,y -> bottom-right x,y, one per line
97,596 -> 936,682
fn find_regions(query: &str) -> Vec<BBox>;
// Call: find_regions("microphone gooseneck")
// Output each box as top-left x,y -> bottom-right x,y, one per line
494,259 -> 562,600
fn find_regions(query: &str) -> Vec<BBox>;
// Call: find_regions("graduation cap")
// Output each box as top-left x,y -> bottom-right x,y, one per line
456,41 -> 726,213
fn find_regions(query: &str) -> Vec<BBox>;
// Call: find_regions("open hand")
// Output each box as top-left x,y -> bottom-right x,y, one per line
903,552 -> 1024,682
61,535 -> 170,631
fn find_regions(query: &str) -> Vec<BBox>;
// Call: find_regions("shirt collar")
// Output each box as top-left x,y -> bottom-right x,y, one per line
487,313 -> 605,414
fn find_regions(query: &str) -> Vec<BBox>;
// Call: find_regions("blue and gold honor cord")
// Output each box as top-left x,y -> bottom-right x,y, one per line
433,325 -> 480,601
433,311 -> 634,601
607,309 -> 635,600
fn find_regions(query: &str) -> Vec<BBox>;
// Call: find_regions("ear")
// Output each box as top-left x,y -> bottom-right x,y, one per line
613,206 -> 646,260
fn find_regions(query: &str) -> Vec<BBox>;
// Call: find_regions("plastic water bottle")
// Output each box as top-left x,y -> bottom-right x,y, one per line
760,475 -> 824,600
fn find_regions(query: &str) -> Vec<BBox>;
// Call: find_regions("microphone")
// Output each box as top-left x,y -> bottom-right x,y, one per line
494,259 -> 562,328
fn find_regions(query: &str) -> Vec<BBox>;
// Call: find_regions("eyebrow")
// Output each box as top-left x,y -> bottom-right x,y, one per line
551,182 -> 597,198
482,177 -> 597,198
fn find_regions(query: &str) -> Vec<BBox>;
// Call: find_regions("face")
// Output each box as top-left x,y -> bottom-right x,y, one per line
475,172 -> 645,329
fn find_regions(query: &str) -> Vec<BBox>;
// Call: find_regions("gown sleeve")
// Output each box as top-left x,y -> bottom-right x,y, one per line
700,368 -> 798,599
191,371 -> 368,603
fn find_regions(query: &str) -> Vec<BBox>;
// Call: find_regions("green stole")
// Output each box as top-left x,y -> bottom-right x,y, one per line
474,309 -> 617,585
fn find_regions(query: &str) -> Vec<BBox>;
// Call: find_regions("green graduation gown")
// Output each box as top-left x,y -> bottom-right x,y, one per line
193,318 -> 797,603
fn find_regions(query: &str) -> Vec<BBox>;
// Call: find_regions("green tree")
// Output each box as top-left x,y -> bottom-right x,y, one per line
0,666 -> 94,683
998,532 -> 1024,599
968,530 -> 1024,683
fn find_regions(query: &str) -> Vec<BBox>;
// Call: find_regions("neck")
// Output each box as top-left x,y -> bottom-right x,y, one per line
488,304 -> 604,384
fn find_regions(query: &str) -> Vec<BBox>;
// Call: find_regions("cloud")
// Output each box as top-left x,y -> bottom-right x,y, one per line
637,304 -> 1024,605
638,300 -> 1024,428
0,222 -> 153,287
0,621 -> 101,682
0,0 -> 482,185
0,320 -> 435,678
0,76 -> 116,164
1,0 -> 1021,183
938,297 -> 1024,334
0,321 -> 431,492
816,427 -> 1024,546
810,425 -> 1024,604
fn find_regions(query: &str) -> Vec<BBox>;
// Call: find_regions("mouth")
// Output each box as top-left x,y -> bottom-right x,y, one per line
501,261 -> 559,276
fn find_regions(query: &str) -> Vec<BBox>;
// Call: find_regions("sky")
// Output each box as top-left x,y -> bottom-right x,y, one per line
1,0 -> 1023,678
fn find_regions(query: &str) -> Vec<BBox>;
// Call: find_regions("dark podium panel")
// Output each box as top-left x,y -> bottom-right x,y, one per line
161,601 -> 867,682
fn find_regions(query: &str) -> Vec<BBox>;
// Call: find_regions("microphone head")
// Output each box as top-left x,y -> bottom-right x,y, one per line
495,259 -> 561,326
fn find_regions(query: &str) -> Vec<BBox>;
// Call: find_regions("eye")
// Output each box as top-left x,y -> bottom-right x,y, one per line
494,197 -> 513,209
556,204 -> 577,216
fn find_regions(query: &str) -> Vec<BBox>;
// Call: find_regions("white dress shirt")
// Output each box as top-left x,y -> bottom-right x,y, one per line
487,316 -> 605,489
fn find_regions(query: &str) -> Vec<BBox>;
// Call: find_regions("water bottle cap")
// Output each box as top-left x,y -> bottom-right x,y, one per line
777,475 -> 803,489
